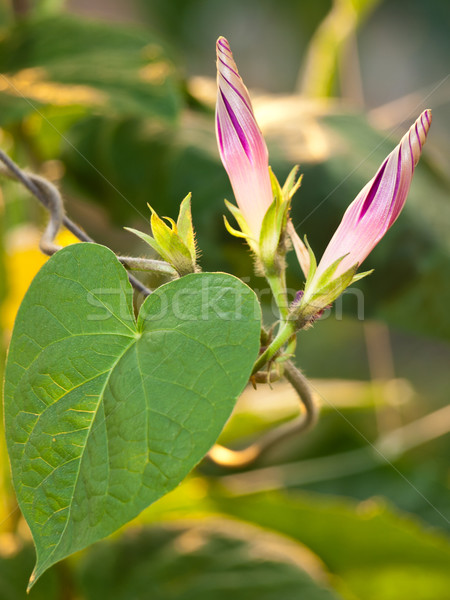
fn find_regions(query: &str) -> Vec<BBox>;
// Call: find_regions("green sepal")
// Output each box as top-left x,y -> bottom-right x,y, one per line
282,165 -> 303,200
150,208 -> 194,276
269,167 -> 290,233
259,197 -> 279,271
269,166 -> 284,208
313,263 -> 358,305
305,263 -> 359,318
295,262 -> 359,323
282,165 -> 299,196
124,227 -> 165,257
149,211 -> 189,262
162,215 -> 178,230
313,253 -> 350,291
176,193 -> 197,262
223,200 -> 259,254
126,200 -> 198,276
223,216 -> 250,240
259,168 -> 292,272
303,236 -> 317,290
290,241 -> 361,323
271,168 -> 291,234
224,199 -> 252,238
351,269 -> 374,283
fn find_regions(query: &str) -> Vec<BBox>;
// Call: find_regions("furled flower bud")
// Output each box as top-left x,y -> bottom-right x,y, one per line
292,110 -> 432,324
215,36 -> 273,241
316,109 -> 432,280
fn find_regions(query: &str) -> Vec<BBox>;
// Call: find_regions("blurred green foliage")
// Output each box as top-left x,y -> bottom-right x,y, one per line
0,14 -> 182,124
77,521 -> 342,600
213,490 -> 450,600
0,544 -> 61,600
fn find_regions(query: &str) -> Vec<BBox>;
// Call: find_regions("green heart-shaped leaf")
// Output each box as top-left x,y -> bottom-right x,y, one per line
4,244 -> 261,588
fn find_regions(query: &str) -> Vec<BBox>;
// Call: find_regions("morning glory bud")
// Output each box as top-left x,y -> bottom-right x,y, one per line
292,110 -> 432,324
215,36 -> 273,241
316,109 -> 432,280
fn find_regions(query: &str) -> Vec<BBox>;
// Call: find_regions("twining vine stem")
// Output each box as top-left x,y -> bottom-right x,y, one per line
0,149 -> 177,296
0,149 -> 318,468
208,359 -> 319,468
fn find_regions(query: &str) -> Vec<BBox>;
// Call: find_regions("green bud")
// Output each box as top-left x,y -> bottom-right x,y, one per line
125,194 -> 198,276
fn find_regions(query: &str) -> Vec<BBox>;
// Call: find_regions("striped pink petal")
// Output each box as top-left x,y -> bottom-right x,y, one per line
216,37 -> 273,239
315,110 -> 431,280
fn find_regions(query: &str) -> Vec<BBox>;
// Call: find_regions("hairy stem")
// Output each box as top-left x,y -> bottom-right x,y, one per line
266,271 -> 289,321
266,270 -> 297,357
117,256 -> 177,277
252,319 -> 296,375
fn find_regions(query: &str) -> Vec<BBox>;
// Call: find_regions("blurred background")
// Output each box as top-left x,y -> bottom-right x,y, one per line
0,0 -> 449,598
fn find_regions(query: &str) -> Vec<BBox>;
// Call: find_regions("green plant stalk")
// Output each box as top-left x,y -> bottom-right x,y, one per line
266,271 -> 289,321
252,319 -> 296,375
285,331 -> 297,356
266,270 -> 297,357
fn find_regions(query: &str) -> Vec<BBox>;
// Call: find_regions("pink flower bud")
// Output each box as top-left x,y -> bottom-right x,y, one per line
315,110 -> 432,280
215,37 -> 273,239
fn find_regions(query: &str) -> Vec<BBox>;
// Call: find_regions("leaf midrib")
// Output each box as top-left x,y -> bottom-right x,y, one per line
33,333 -> 138,578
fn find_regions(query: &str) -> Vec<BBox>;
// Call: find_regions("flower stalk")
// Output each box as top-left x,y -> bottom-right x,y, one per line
252,319 -> 297,375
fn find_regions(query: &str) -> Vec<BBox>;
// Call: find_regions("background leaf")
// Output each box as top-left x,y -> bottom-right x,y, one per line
213,489 -> 450,600
0,542 -> 61,600
0,14 -> 182,125
76,520 -> 343,600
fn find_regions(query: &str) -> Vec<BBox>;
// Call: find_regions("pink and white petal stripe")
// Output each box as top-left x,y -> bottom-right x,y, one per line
216,37 -> 273,239
314,110 -> 432,280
